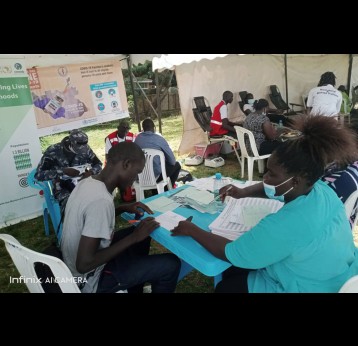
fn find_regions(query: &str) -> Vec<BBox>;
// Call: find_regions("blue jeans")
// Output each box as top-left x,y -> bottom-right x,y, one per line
97,227 -> 181,293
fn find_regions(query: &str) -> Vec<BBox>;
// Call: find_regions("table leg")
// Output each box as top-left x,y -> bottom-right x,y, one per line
177,259 -> 193,282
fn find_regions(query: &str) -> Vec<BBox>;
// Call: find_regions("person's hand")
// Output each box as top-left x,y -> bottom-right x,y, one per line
170,220 -> 198,237
78,170 -> 93,181
132,217 -> 160,242
125,201 -> 154,218
63,167 -> 80,177
219,184 -> 244,201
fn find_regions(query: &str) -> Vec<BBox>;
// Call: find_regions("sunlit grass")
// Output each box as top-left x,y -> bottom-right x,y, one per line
0,114 -> 259,293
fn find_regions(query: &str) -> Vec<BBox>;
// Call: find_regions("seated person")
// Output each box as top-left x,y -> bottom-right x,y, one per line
242,93 -> 255,116
170,115 -> 358,293
321,160 -> 358,228
105,119 -> 135,202
134,118 -> 181,188
243,99 -> 281,155
35,129 -> 103,213
337,85 -> 353,114
60,142 -> 181,293
210,90 -> 243,138
243,93 -> 289,126
307,71 -> 342,117
105,119 -> 134,161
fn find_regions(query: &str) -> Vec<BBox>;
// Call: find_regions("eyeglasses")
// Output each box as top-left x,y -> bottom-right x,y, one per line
118,126 -> 130,130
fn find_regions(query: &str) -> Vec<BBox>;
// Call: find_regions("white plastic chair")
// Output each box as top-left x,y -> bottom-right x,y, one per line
0,234 -> 127,293
339,275 -> 358,293
338,98 -> 351,125
234,126 -> 271,181
133,148 -> 173,201
344,190 -> 358,229
0,234 -> 81,293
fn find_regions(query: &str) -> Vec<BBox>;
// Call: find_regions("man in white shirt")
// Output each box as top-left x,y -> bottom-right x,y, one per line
307,72 -> 342,117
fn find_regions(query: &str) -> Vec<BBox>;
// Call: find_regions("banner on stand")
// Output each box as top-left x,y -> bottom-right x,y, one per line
0,58 -> 43,228
28,59 -> 129,136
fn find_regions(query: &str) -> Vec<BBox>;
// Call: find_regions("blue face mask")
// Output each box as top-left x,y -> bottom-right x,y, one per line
263,176 -> 294,202
248,99 -> 255,105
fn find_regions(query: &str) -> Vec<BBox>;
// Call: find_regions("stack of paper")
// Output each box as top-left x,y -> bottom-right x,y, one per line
209,197 -> 283,240
169,186 -> 217,213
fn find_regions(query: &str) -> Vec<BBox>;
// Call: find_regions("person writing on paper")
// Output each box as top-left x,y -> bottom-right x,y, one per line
35,129 -> 103,213
61,142 -> 181,293
171,115 -> 358,293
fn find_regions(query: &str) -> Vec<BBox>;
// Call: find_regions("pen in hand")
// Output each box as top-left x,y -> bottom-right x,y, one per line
214,186 -> 233,200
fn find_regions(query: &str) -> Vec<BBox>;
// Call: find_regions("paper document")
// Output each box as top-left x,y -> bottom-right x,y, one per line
209,197 -> 283,240
155,211 -> 187,231
187,177 -> 260,192
145,196 -> 181,213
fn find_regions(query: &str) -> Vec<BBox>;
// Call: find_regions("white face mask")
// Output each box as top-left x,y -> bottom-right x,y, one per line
263,176 -> 294,202
248,99 -> 255,105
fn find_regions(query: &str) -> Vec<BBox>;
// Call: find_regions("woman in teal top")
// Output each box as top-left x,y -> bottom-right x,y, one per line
171,115 -> 358,293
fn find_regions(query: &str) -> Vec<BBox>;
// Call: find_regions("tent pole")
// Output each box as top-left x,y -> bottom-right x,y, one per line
127,54 -> 141,132
155,70 -> 162,134
284,54 -> 289,107
347,54 -> 353,97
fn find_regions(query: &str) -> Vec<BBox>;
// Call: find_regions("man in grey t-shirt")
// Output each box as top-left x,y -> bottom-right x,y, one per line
61,142 -> 180,293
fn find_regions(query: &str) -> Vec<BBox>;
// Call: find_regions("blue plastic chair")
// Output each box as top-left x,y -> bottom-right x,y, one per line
27,169 -> 63,242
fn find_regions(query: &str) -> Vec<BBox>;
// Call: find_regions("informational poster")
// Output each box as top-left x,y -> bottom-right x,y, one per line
0,58 -> 43,228
28,59 -> 129,136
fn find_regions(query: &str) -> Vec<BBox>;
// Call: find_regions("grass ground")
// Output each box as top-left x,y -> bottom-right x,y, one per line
1,115 -> 253,293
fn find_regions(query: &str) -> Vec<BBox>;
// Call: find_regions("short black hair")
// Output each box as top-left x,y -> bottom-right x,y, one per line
253,99 -> 269,111
142,118 -> 155,132
107,142 -> 144,165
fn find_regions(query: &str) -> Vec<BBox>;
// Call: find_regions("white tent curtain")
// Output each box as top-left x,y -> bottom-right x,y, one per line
153,54 -> 351,155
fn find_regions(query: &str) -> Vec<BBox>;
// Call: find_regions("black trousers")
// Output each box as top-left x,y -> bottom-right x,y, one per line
259,140 -> 281,155
156,161 -> 182,188
215,266 -> 252,293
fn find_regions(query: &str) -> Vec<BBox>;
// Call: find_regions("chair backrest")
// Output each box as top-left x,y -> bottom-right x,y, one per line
238,91 -> 248,113
27,168 -> 43,191
302,94 -> 308,110
269,85 -> 289,111
234,126 -> 260,158
138,148 -> 169,187
27,169 -> 63,241
339,275 -> 358,293
0,234 -> 81,293
192,97 -> 212,133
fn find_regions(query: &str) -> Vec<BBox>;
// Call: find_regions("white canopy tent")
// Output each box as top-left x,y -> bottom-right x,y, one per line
153,54 -> 356,155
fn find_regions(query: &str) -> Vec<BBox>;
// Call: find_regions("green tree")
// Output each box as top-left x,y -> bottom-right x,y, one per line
123,60 -> 177,119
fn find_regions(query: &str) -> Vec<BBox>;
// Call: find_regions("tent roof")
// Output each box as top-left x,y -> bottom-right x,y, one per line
151,54 -> 343,72
152,54 -> 229,72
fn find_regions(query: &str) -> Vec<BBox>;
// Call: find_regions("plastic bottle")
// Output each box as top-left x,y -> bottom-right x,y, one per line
213,173 -> 224,212
278,120 -> 283,128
